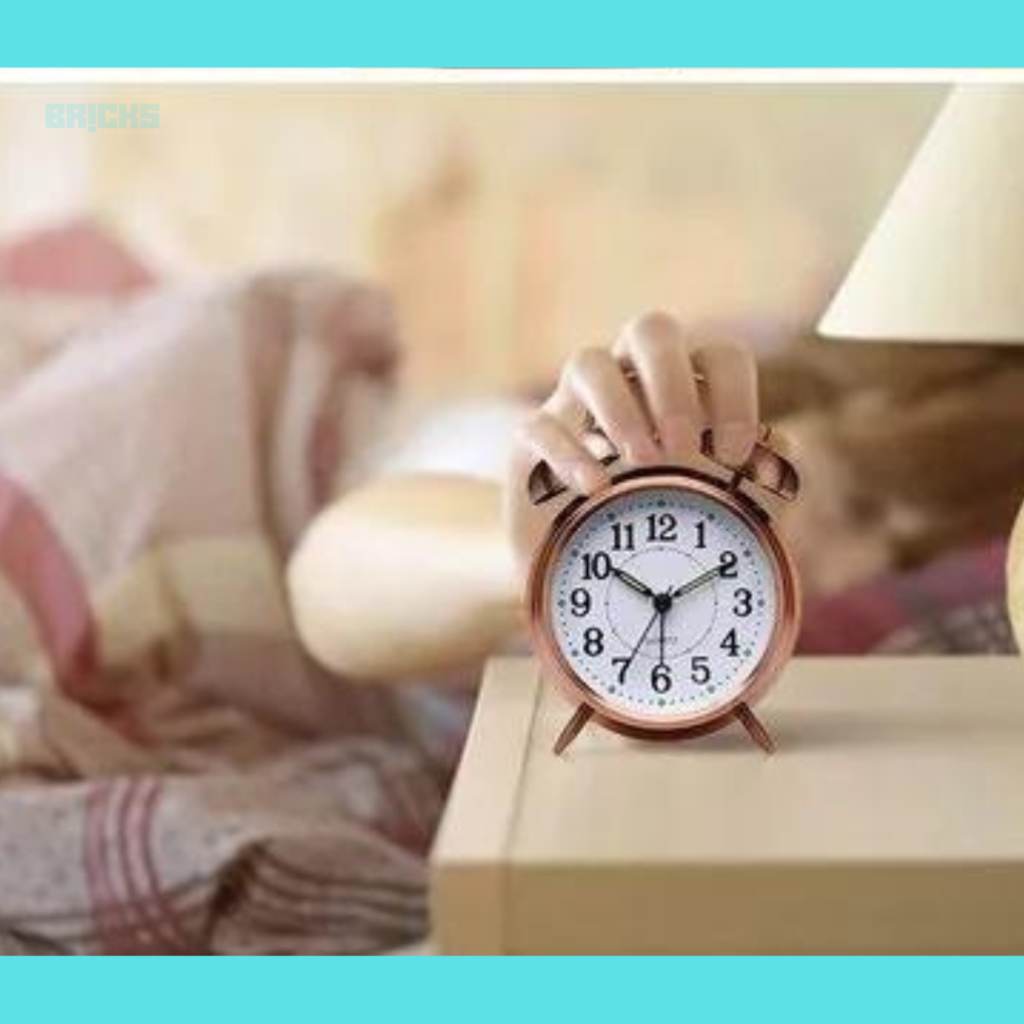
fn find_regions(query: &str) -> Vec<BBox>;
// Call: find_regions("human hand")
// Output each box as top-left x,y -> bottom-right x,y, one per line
505,311 -> 763,578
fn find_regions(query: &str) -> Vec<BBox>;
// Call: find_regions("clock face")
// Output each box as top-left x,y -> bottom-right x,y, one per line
544,481 -> 782,724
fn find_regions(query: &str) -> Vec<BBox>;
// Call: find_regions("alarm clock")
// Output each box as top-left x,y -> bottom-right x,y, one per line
526,422 -> 801,755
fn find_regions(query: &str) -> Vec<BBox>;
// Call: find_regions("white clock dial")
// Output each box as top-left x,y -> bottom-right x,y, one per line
547,484 -> 778,720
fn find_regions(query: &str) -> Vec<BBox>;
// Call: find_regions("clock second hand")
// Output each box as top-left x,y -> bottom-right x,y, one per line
622,605 -> 662,676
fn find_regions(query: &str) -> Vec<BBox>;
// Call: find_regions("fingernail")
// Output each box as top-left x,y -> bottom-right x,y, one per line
572,462 -> 607,494
715,421 -> 757,465
623,434 -> 660,465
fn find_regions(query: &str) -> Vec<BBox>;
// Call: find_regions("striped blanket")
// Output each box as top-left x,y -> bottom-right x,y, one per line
0,228 -> 458,953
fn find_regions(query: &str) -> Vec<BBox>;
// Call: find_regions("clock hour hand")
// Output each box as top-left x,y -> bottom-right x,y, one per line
670,565 -> 722,600
611,566 -> 656,600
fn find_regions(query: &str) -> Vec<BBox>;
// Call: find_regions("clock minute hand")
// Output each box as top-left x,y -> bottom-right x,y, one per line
670,565 -> 722,600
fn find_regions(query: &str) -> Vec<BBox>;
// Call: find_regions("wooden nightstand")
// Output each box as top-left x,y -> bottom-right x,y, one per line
431,656 -> 1024,953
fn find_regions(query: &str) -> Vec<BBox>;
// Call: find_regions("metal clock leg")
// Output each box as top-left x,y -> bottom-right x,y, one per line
553,705 -> 594,755
733,702 -> 776,754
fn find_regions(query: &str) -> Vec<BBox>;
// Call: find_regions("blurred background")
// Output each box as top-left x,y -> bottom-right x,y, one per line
0,84 -> 945,395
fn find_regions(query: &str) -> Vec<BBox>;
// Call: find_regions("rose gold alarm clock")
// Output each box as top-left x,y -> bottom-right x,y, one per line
526,418 -> 801,756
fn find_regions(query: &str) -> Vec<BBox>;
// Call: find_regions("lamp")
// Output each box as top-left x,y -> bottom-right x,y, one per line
816,84 -> 1024,651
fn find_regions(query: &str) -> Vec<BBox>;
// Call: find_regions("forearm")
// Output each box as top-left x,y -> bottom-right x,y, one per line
287,473 -> 522,683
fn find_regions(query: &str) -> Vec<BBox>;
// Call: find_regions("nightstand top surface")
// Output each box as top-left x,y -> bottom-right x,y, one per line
442,656 -> 1024,866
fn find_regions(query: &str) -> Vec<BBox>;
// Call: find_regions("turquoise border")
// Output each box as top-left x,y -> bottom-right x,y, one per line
3,0 -> 1024,66
1,0 -> 1022,999
0,957 -> 1017,1020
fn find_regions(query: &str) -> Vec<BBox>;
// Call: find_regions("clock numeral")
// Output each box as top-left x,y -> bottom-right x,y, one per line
569,587 -> 592,617
733,587 -> 753,617
720,627 -> 740,657
582,551 -> 612,580
651,663 -> 672,694
719,550 -> 739,579
582,627 -> 605,657
611,522 -> 636,552
612,657 -> 629,685
646,512 -> 678,543
690,655 -> 711,686
694,520 -> 707,550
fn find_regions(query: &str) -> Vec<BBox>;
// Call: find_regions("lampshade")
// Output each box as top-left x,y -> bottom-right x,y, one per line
818,85 -> 1024,345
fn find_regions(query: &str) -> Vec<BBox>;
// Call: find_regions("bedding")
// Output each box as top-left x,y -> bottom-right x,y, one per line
0,224 -> 462,954
798,539 -> 1013,655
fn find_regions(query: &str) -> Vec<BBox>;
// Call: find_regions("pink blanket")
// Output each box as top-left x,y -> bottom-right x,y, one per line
0,228 -> 458,953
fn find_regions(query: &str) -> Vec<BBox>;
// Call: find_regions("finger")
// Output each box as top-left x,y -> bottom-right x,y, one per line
766,425 -> 799,464
614,311 -> 701,461
517,410 -> 610,495
560,346 -> 660,465
692,338 -> 759,467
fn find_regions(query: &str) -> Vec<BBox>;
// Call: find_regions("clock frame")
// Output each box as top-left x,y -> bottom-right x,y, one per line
527,467 -> 801,754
